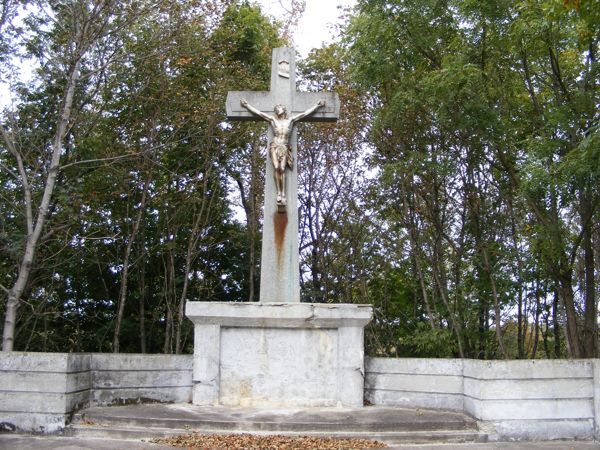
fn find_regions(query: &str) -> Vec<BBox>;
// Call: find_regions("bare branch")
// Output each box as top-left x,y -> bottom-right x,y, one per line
60,151 -> 145,170
1,123 -> 34,235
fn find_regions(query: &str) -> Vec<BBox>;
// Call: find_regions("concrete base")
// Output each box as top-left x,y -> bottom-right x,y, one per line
185,302 -> 373,408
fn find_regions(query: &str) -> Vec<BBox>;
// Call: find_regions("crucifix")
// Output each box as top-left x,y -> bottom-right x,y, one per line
226,47 -> 339,303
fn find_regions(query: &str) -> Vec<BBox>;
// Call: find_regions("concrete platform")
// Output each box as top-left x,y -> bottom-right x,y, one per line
63,403 -> 483,445
73,403 -> 477,432
1,403 -> 597,449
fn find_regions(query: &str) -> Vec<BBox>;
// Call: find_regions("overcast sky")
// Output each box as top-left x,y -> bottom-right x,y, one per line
256,0 -> 356,57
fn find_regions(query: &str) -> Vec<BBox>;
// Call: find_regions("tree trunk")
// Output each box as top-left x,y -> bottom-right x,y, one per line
557,270 -> 583,358
542,312 -> 551,358
112,175 -> 150,353
163,245 -> 176,354
552,289 -> 561,358
432,263 -> 466,358
531,292 -> 541,358
2,59 -> 80,351
508,196 -> 525,359
402,186 -> 437,329
517,289 -> 524,358
580,188 -> 597,357
482,246 -> 507,359
175,158 -> 214,354
478,295 -> 488,359
139,256 -> 147,354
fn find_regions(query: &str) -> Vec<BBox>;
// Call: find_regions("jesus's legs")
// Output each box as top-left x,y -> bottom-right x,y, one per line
270,144 -> 287,206
275,168 -> 286,205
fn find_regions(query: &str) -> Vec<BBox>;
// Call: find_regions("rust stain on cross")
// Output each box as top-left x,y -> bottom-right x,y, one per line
274,212 -> 288,264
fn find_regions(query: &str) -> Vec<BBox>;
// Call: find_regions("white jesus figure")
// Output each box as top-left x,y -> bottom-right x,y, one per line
240,98 -> 325,208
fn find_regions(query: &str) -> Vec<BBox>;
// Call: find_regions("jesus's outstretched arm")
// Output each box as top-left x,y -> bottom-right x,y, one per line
290,100 -> 325,124
240,98 -> 273,123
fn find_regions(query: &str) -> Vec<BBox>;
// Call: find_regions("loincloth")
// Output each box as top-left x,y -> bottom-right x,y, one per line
269,142 -> 293,169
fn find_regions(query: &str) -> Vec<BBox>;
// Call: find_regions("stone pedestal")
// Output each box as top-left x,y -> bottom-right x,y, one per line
185,302 -> 372,408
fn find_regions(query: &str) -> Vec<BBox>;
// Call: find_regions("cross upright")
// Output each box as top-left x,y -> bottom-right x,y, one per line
226,47 -> 339,303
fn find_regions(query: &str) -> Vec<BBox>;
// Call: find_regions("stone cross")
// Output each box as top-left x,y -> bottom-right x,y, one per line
226,47 -> 339,303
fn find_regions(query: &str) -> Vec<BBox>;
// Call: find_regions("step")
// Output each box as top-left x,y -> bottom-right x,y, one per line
71,404 -> 478,433
65,404 -> 487,444
66,424 -> 486,445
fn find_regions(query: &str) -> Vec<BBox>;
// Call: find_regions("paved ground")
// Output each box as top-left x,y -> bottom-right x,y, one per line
0,434 -> 170,449
0,434 -> 599,449
391,443 -> 600,450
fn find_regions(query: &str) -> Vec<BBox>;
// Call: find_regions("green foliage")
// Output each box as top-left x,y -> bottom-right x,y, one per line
1,0 -> 597,358
409,323 -> 457,358
0,0 -> 284,353
344,0 -> 599,358
212,1 -> 284,84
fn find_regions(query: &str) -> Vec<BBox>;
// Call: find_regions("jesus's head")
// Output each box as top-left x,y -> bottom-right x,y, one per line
274,104 -> 287,118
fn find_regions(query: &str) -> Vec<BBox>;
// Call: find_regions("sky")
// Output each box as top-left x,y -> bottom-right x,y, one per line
256,0 -> 356,57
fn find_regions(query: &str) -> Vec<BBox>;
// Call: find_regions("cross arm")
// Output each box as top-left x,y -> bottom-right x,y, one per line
226,91 -> 340,123
226,91 -> 273,121
290,92 -> 339,123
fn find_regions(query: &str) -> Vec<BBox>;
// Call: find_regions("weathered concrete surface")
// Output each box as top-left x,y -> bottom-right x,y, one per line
390,443 -> 600,450
463,359 -> 596,441
219,327 -> 339,407
594,359 -> 600,440
0,352 -> 193,432
0,434 -> 174,449
366,358 -> 464,411
0,352 -> 90,433
2,351 -> 599,441
185,301 -> 373,327
366,357 -> 600,442
186,302 -> 372,408
65,403 -> 483,445
35,403 -> 600,448
0,401 -> 597,450
71,404 -> 477,433
90,354 -> 192,406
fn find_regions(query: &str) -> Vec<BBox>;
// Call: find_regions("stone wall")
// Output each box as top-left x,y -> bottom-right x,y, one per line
1,352 -> 598,441
90,354 -> 192,406
463,359 -> 596,441
0,353 -> 90,433
0,352 -> 192,432
365,357 -> 600,441
365,358 -> 464,410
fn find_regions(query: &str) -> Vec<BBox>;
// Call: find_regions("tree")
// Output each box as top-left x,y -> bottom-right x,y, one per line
297,45 -> 371,304
1,0 -> 285,353
1,0 -> 141,351
343,0 -> 598,358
